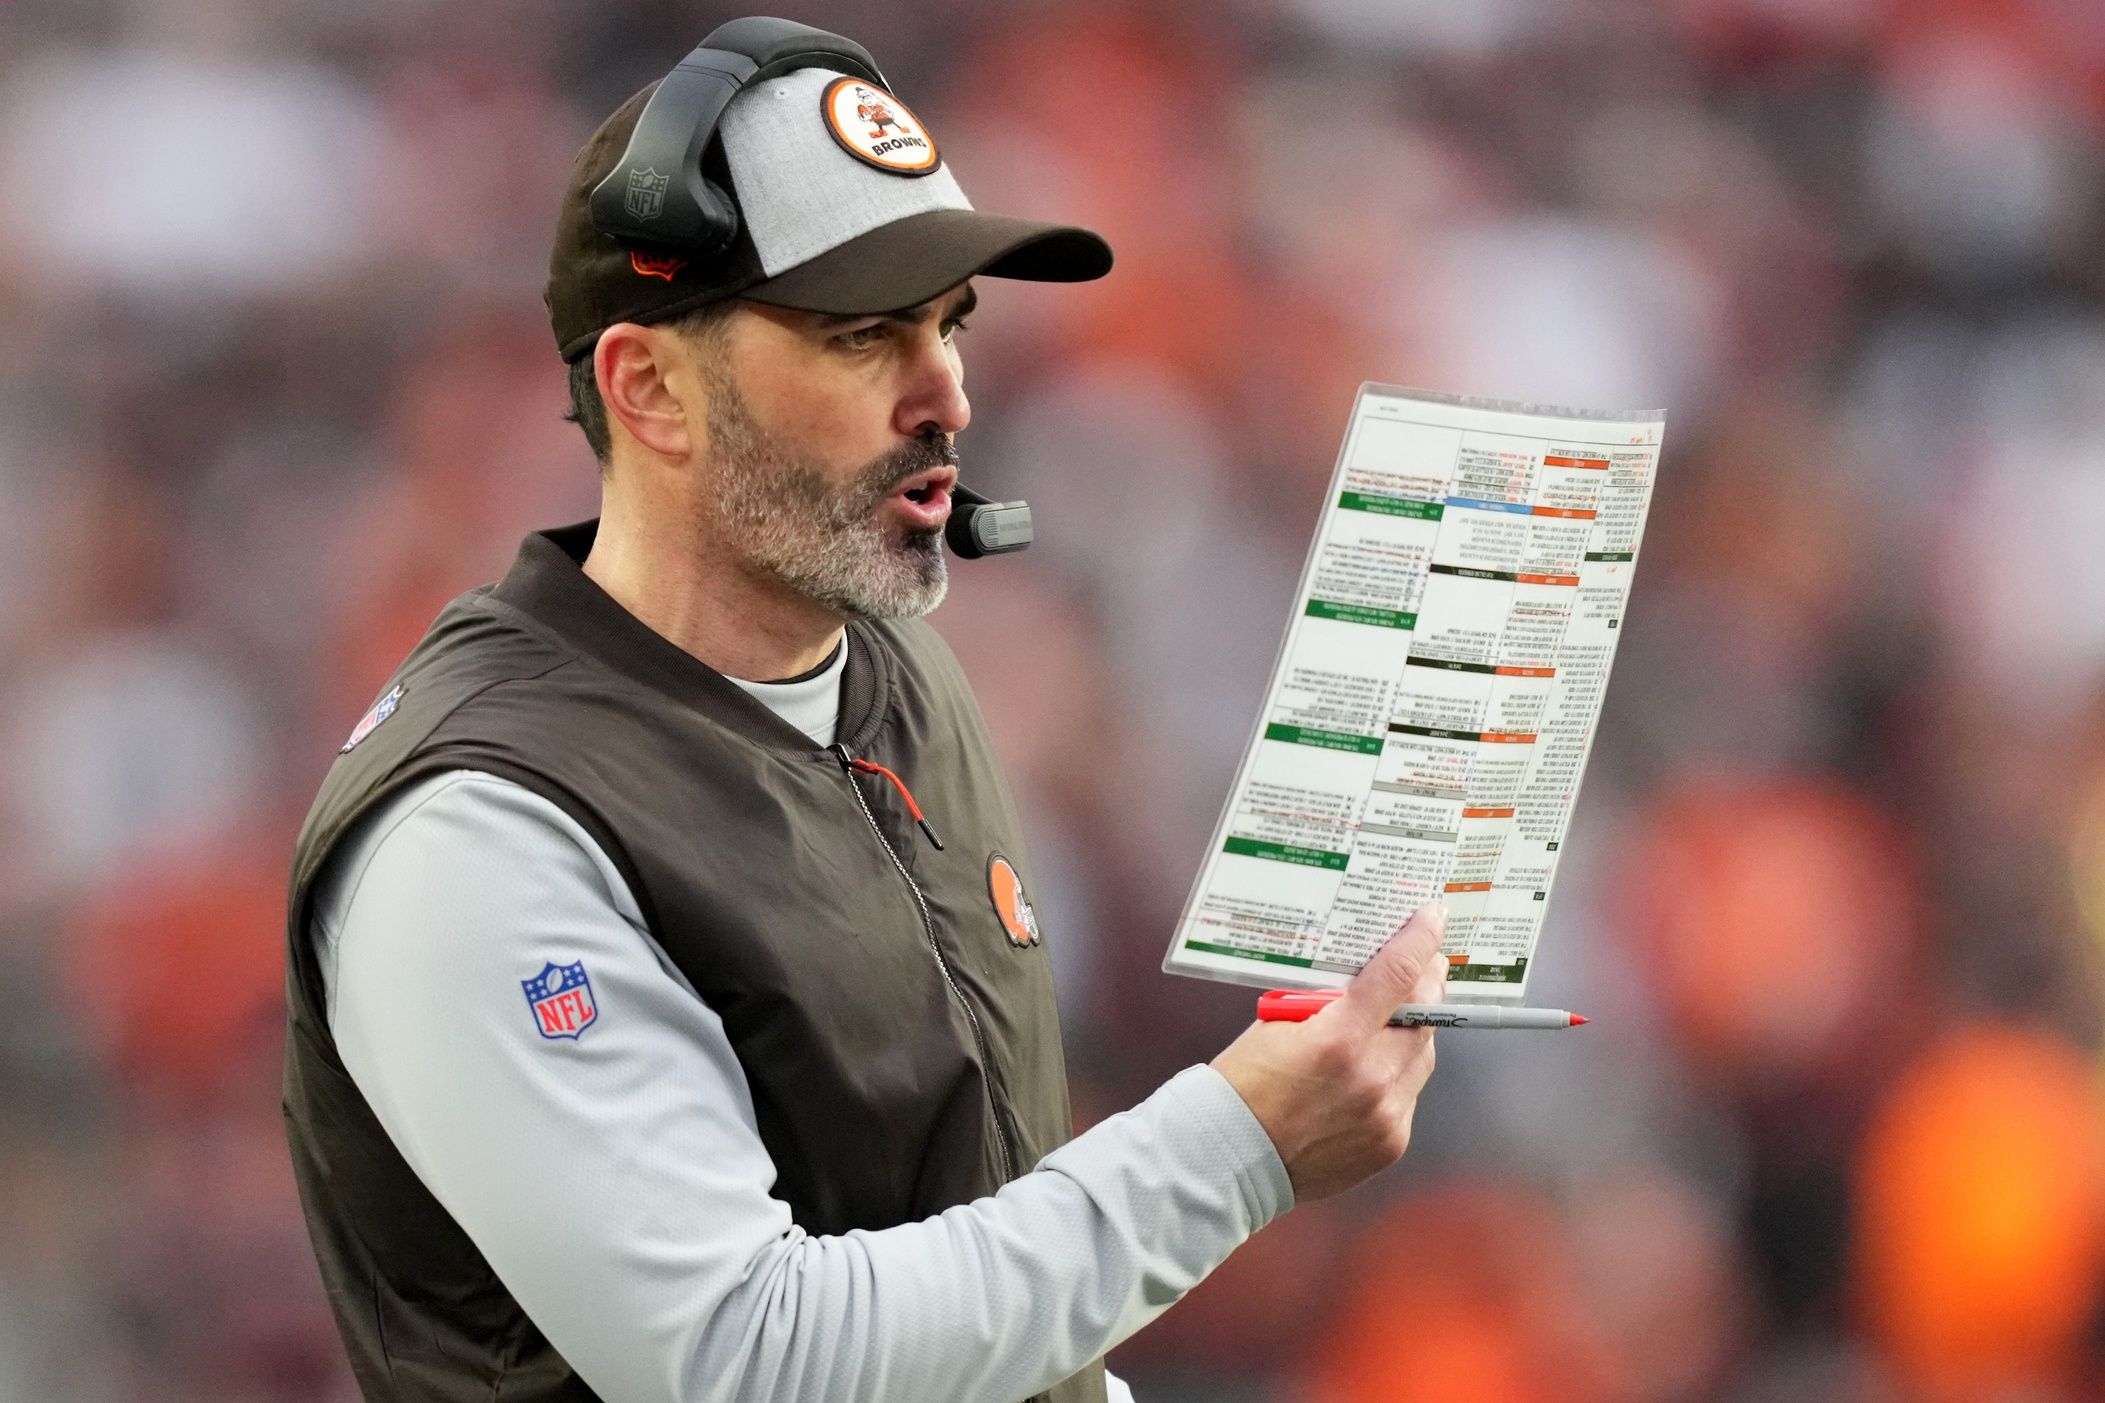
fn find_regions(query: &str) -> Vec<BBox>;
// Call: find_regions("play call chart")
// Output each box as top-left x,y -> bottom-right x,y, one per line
1166,385 -> 1664,1002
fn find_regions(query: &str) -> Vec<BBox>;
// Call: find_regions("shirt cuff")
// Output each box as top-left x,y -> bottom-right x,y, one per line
1151,1064 -> 1296,1230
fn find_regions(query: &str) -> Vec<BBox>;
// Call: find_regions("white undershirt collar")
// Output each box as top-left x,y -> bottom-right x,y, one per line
722,638 -> 846,747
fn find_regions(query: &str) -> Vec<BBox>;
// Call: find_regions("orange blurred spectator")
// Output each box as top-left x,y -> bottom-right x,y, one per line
1621,776 -> 1927,1096
1854,1024 -> 2105,1400
946,4 -> 1263,399
65,825 -> 292,1106
1305,1182 -> 1613,1403
317,305 -> 597,726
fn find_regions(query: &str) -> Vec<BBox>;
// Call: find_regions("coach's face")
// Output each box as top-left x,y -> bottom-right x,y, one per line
693,280 -> 976,619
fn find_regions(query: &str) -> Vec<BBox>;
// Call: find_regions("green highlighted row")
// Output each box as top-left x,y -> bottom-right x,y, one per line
1306,598 -> 1416,630
1265,723 -> 1382,756
1224,836 -> 1351,871
1339,491 -> 1444,520
1182,940 -> 1316,968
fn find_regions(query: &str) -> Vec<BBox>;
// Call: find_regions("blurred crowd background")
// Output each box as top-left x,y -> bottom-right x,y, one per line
3,0 -> 2104,1399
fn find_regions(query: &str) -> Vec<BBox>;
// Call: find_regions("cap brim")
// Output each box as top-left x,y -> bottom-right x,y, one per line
738,208 -> 1112,316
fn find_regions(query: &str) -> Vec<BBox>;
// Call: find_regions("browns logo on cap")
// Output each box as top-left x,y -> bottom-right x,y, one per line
821,77 -> 939,176
545,63 -> 1112,362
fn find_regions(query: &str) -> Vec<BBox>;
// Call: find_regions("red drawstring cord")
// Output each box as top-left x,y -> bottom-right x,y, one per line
845,755 -> 946,851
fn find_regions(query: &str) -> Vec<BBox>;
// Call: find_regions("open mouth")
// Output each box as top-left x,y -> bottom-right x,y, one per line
888,466 -> 957,528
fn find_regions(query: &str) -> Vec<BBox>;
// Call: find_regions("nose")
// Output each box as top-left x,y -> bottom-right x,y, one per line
893,332 -> 970,440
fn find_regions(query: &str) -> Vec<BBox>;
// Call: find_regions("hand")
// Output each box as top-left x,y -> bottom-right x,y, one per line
1210,903 -> 1446,1202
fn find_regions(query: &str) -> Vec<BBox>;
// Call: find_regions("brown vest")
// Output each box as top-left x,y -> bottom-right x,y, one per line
282,521 -> 1102,1403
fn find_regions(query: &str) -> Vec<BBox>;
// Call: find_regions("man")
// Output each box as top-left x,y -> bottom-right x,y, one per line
282,20 -> 1445,1403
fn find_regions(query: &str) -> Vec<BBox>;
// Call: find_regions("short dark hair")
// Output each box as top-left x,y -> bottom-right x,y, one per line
564,300 -> 739,467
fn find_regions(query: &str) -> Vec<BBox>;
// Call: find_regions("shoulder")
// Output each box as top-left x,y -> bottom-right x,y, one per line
407,588 -> 580,700
323,592 -> 581,774
314,769 -> 636,939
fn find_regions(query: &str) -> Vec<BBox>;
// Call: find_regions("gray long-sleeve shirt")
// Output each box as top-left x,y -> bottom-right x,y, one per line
308,757 -> 1292,1403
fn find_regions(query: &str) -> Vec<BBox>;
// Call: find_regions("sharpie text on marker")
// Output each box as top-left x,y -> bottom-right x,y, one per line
1256,988 -> 1589,1031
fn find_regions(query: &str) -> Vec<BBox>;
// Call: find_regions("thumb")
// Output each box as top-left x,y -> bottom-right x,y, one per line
1331,902 -> 1446,1034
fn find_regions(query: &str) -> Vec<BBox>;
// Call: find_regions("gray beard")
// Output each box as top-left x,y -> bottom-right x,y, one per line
704,367 -> 952,620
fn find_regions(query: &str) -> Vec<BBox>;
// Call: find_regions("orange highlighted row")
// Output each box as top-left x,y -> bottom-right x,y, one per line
1531,506 -> 1597,519
1444,881 -> 1493,893
1461,806 -> 1515,818
1495,665 -> 1555,677
1516,572 -> 1580,586
1481,731 -> 1537,744
1543,455 -> 1609,468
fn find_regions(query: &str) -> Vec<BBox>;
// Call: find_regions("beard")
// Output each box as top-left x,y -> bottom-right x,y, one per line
703,365 -> 952,620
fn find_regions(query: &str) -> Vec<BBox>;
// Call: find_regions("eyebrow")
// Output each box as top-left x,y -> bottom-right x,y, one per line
819,283 -> 977,328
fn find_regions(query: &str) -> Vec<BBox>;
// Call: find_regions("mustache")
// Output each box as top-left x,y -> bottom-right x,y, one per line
860,434 -> 960,500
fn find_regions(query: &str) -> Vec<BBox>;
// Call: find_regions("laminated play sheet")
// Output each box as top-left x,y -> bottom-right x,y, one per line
1164,384 -> 1665,1002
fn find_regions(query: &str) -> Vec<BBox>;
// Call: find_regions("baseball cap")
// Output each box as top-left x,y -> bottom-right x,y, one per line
547,62 -> 1113,362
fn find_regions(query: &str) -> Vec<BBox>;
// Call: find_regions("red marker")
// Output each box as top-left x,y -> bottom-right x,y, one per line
1257,988 -> 1588,1030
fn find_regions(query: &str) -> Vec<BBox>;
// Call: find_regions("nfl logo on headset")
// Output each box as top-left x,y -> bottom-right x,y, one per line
523,961 -> 598,1040
624,166 -> 668,221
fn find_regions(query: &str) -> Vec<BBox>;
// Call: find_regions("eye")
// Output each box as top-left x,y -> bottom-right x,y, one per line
941,317 -> 972,342
835,323 -> 888,351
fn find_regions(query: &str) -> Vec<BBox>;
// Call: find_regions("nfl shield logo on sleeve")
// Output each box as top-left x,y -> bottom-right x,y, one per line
340,685 -> 404,753
522,961 -> 598,1041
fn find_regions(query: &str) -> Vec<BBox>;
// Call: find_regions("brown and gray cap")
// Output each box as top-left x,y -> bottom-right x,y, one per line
547,63 -> 1112,362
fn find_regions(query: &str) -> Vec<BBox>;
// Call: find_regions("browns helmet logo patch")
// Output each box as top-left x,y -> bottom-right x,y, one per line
821,77 -> 940,175
987,853 -> 1041,948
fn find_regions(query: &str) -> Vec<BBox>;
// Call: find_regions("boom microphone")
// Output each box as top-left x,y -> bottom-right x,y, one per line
946,485 -> 1032,558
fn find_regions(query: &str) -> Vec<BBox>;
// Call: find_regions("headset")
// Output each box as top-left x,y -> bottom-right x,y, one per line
588,17 -> 1034,558
588,18 -> 885,254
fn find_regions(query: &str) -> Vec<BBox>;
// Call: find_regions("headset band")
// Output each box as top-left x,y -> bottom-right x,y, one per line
587,19 -> 888,252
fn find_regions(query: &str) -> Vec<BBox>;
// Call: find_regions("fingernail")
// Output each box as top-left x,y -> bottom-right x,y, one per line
1431,902 -> 1449,938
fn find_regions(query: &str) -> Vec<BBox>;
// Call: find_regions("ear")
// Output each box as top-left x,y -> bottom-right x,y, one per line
595,323 -> 695,462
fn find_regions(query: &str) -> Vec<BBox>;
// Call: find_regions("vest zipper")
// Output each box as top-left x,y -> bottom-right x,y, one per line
831,743 -> 1018,1184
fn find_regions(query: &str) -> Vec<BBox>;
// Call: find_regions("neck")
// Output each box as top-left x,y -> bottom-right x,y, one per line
581,486 -> 845,683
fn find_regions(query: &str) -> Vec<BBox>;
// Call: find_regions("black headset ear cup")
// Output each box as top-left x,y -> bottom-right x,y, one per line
586,22 -> 889,250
